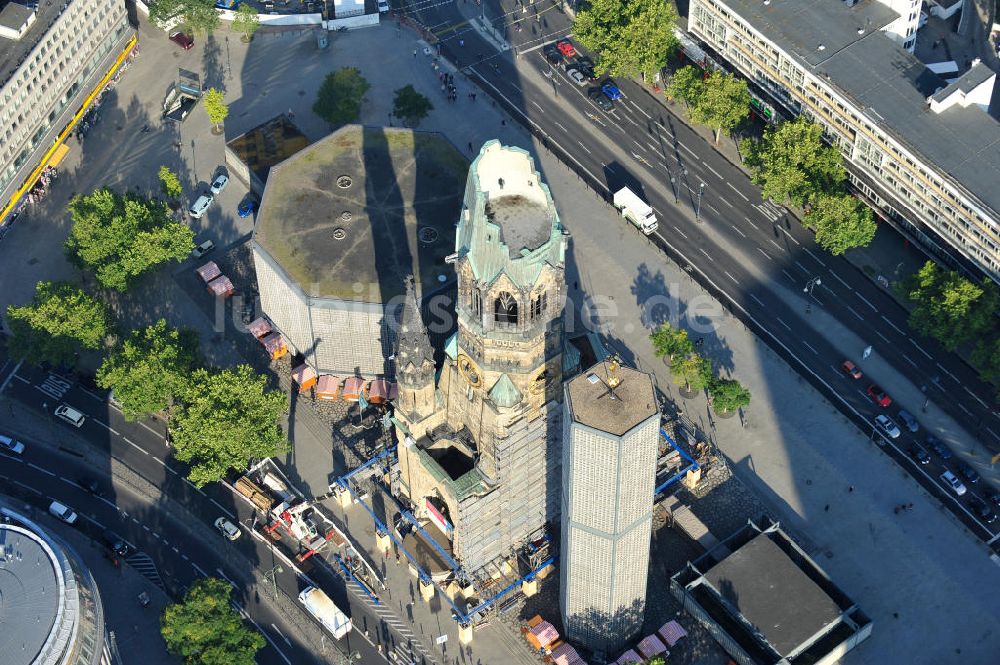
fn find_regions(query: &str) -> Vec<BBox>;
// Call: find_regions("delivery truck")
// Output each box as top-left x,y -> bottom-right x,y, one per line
298,586 -> 352,639
613,186 -> 658,235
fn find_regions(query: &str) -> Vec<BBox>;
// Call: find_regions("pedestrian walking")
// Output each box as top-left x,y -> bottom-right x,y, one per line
459,39 -> 464,47
413,48 -> 418,57
471,92 -> 476,101
501,119 -> 506,126
824,504 -> 830,512
848,485 -> 854,493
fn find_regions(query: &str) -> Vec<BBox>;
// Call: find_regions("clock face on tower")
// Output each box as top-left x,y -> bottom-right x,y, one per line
457,354 -> 482,388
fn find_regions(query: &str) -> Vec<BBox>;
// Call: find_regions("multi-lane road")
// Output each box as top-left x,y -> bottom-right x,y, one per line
400,0 -> 1000,539
0,354 -> 438,665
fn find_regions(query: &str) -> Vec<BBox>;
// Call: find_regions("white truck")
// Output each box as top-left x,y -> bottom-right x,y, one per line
298,586 -> 352,639
613,186 -> 658,235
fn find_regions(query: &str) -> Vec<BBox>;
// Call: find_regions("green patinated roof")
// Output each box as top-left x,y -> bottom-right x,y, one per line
415,446 -> 487,500
488,373 -> 522,408
562,339 -> 581,375
444,332 -> 458,360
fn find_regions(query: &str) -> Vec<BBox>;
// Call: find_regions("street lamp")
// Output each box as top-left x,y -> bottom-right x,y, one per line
669,174 -> 678,204
695,182 -> 706,221
803,276 -> 822,295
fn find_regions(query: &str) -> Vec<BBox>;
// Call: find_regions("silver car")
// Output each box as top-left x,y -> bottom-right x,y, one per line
875,414 -> 900,439
939,470 -> 967,496
210,173 -> 229,195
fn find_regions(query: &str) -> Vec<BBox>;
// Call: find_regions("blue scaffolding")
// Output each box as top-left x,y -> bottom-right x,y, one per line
654,427 -> 700,496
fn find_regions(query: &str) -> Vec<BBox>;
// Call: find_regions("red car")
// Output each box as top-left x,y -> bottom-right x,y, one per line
866,384 -> 892,408
169,30 -> 194,50
841,360 -> 862,379
556,40 -> 576,57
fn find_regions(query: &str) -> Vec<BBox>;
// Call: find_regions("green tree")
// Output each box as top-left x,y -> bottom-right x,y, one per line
902,260 -> 998,351
392,85 -> 433,127
741,117 -> 846,208
203,88 -> 229,131
158,166 -> 184,201
171,365 -> 288,487
670,353 -> 712,393
971,339 -> 1000,392
665,65 -> 704,106
149,0 -> 219,34
65,188 -> 194,291
97,320 -> 199,421
6,282 -> 108,368
312,67 -> 370,127
231,3 -> 259,41
806,193 -> 877,255
688,70 -> 750,144
573,0 -> 679,80
708,377 -> 751,414
650,323 -> 693,361
161,577 -> 265,665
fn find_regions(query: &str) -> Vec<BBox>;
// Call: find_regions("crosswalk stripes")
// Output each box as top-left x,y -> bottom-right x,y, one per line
125,552 -> 166,591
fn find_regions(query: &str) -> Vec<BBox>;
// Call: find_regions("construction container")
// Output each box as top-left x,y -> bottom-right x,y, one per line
235,476 -> 274,512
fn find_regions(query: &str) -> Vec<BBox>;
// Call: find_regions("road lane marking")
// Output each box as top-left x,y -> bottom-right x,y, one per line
216,568 -> 238,588
727,183 -> 748,201
91,419 -> 120,436
577,141 -> 591,154
987,427 -> 1000,442
236,607 -> 291,665
964,386 -> 988,408
27,462 -> 56,477
142,524 -> 151,532
756,247 -> 771,261
184,478 -> 207,495
677,141 -> 699,159
935,363 -> 958,382
874,330 -> 891,344
775,317 -> 791,331
910,339 -> 933,360
0,359 -> 22,393
794,260 -> 810,273
803,248 -> 827,267
724,271 -> 739,283
846,305 -> 865,321
721,197 -> 734,208
802,341 -> 819,355
121,436 -> 149,455
632,140 -> 648,153
629,99 -> 652,118
698,247 -> 711,259
743,216 -> 759,230
647,141 -> 660,152
750,293 -> 766,307
210,498 -> 236,520
776,225 -> 801,245
271,623 -> 292,647
730,223 -> 746,238
704,162 -> 724,180
673,225 -> 688,239
768,238 -> 782,250
902,354 -> 918,367
530,100 -> 544,112
855,291 -> 878,311
781,269 -> 795,282
958,402 -> 973,416
622,114 -> 640,127
880,315 -> 905,335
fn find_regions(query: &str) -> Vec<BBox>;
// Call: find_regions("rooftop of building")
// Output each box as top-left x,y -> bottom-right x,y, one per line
566,360 -> 657,437
0,523 -> 63,665
715,0 -> 1000,217
484,194 -> 552,256
253,125 -> 468,303
702,531 -> 842,656
226,114 -> 310,185
0,0 -> 63,91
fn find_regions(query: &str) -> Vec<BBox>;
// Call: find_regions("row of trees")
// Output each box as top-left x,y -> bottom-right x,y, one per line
312,67 -> 433,128
666,66 -> 749,145
150,0 -> 260,41
650,323 -> 751,415
161,577 -> 265,665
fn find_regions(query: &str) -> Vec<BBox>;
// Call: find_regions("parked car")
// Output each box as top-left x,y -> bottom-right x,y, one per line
237,194 -> 258,218
897,409 -> 920,433
955,460 -> 980,484
968,495 -> 996,523
0,434 -> 25,455
78,476 -> 104,495
191,240 -> 215,258
984,487 -> 1000,507
542,45 -> 564,66
573,55 -> 597,80
925,434 -> 953,460
555,39 -> 576,57
210,173 -> 229,195
169,30 -> 194,50
908,446 -> 931,465
189,194 -> 214,219
875,414 -> 900,439
601,80 -> 623,101
589,89 -> 614,111
940,469 -> 967,496
48,501 -> 79,524
54,404 -> 86,427
103,530 -> 131,557
866,384 -> 892,407
215,517 -> 242,541
565,67 -> 587,86
841,360 -> 863,379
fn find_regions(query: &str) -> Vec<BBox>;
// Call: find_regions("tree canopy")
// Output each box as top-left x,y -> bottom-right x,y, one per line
670,353 -> 712,392
150,0 -> 219,34
650,323 -> 693,361
392,85 -> 433,126
741,117 -> 846,208
902,260 -> 998,351
97,320 -> 200,421
313,68 -> 370,127
709,377 -> 751,413
65,188 -> 194,291
573,0 -> 679,79
171,365 -> 287,487
971,338 -> 1000,394
668,67 -> 749,143
203,88 -> 229,128
807,193 -> 877,255
231,4 -> 259,41
6,282 -> 108,369
158,166 -> 184,201
161,577 -> 265,665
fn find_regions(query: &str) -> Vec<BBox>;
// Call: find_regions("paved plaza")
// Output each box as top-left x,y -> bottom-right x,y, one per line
0,14 -> 998,665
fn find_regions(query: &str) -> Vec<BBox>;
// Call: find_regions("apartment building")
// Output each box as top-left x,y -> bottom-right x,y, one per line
0,0 -> 132,215
689,0 -> 1000,284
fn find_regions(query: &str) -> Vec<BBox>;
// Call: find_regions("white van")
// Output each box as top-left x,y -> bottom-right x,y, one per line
49,501 -> 79,524
189,194 -> 214,218
54,404 -> 86,427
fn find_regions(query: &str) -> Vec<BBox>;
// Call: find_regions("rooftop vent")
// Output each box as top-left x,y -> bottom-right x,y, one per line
817,44 -> 826,51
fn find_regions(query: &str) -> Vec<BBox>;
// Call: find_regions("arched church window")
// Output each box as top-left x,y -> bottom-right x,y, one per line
494,292 -> 518,326
472,288 -> 482,319
531,291 -> 548,319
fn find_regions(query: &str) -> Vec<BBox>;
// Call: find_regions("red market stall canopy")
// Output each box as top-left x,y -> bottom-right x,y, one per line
248,317 -> 272,339
207,276 -> 234,298
260,332 -> 288,360
291,364 -> 318,392
196,261 -> 221,283
342,376 -> 365,402
316,375 -> 341,400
